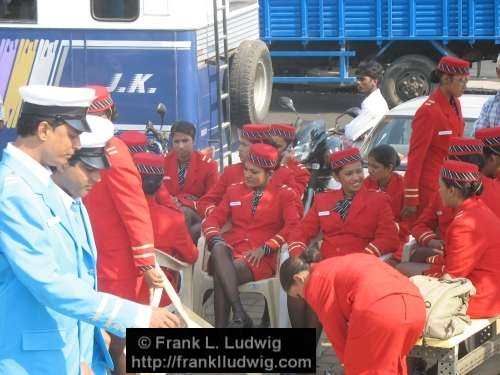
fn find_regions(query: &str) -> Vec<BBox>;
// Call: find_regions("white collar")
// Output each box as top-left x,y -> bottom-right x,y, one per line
5,143 -> 52,187
54,184 -> 76,211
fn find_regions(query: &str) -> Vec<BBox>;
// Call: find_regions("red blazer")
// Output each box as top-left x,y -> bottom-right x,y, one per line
404,89 -> 464,209
84,137 -> 155,280
202,182 -> 300,275
285,158 -> 310,197
429,198 -> 500,318
289,187 -> 399,258
147,196 -> 198,264
196,162 -> 302,218
163,150 -> 219,210
196,163 -> 244,218
479,175 -> 500,219
411,194 -> 454,247
363,173 -> 410,260
304,254 -> 424,364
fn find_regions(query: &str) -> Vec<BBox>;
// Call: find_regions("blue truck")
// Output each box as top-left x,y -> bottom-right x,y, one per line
260,0 -> 500,106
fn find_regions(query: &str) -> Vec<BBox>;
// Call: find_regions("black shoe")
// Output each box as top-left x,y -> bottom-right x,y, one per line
230,313 -> 254,328
257,318 -> 270,328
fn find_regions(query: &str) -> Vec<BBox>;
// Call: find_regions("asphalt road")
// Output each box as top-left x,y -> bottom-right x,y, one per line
264,60 -> 499,128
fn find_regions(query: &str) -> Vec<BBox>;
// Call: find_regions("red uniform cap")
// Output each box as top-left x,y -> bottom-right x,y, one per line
133,152 -> 164,176
436,56 -> 470,76
119,131 -> 148,153
270,123 -> 296,141
475,127 -> 500,148
247,143 -> 278,170
330,147 -> 362,170
447,137 -> 483,156
240,124 -> 271,141
86,85 -> 114,113
441,160 -> 480,183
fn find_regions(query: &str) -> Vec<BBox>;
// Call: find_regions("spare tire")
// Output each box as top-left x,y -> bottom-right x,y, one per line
229,40 -> 273,126
381,54 -> 436,108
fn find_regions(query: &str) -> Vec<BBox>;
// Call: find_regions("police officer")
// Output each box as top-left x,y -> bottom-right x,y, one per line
0,85 -> 179,375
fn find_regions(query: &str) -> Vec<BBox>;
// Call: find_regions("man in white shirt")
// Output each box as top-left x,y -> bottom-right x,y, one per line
473,53 -> 500,131
344,60 -> 389,146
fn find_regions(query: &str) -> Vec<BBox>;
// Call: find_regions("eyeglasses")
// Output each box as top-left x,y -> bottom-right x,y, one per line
450,76 -> 468,84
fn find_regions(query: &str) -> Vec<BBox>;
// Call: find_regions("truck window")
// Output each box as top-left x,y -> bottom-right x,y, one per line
91,0 -> 139,21
0,0 -> 36,22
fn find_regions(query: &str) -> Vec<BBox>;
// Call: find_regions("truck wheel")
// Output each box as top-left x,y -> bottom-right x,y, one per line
229,40 -> 273,126
381,54 -> 436,108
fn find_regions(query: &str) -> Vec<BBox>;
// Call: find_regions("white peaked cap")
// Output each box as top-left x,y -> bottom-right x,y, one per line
19,85 -> 96,132
73,115 -> 114,169
19,85 -> 95,107
79,115 -> 114,148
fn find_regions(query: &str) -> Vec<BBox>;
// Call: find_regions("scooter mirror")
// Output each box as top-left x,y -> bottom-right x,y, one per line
157,102 -> 167,131
157,103 -> 167,117
279,96 -> 296,112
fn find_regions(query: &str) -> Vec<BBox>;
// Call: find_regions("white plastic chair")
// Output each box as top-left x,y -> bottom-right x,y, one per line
191,236 -> 283,328
154,249 -> 194,309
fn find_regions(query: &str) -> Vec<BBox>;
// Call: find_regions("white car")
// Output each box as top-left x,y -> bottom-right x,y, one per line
359,94 -> 491,170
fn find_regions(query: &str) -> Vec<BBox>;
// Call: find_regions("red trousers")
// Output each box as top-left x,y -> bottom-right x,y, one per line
343,294 -> 425,375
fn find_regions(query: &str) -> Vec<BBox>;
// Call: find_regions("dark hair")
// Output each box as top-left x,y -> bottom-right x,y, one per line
441,178 -> 483,198
171,120 -> 196,140
448,154 -> 485,171
142,175 -> 163,196
356,60 -> 384,81
368,144 -> 401,170
429,69 -> 443,84
483,145 -> 500,159
16,114 -> 59,137
279,256 -> 311,292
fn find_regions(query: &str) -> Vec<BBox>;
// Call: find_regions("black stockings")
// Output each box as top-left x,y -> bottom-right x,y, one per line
210,245 -> 254,327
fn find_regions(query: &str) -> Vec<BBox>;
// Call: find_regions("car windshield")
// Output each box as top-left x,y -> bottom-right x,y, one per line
360,115 -> 476,170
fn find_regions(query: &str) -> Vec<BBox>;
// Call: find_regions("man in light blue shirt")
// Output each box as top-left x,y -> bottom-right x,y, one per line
0,86 -> 179,375
474,54 -> 500,130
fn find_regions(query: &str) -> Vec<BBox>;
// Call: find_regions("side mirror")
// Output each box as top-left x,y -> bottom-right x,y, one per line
157,103 -> 167,117
157,103 -> 167,129
279,96 -> 296,113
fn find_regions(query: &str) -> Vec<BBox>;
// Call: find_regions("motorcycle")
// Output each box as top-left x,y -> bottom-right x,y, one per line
145,102 -> 169,154
279,96 -> 343,212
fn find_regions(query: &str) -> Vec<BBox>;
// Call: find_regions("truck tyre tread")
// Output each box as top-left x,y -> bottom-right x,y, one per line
229,40 -> 273,127
381,54 -> 436,108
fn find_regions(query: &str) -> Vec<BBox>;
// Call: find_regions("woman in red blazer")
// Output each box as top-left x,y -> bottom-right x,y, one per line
287,147 -> 399,347
196,123 -> 271,218
289,148 -> 399,259
133,152 -> 199,306
402,56 -> 469,220
269,123 -> 310,197
280,255 -> 425,375
399,137 -> 500,276
428,160 -> 500,318
364,144 -> 410,263
202,143 -> 300,328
